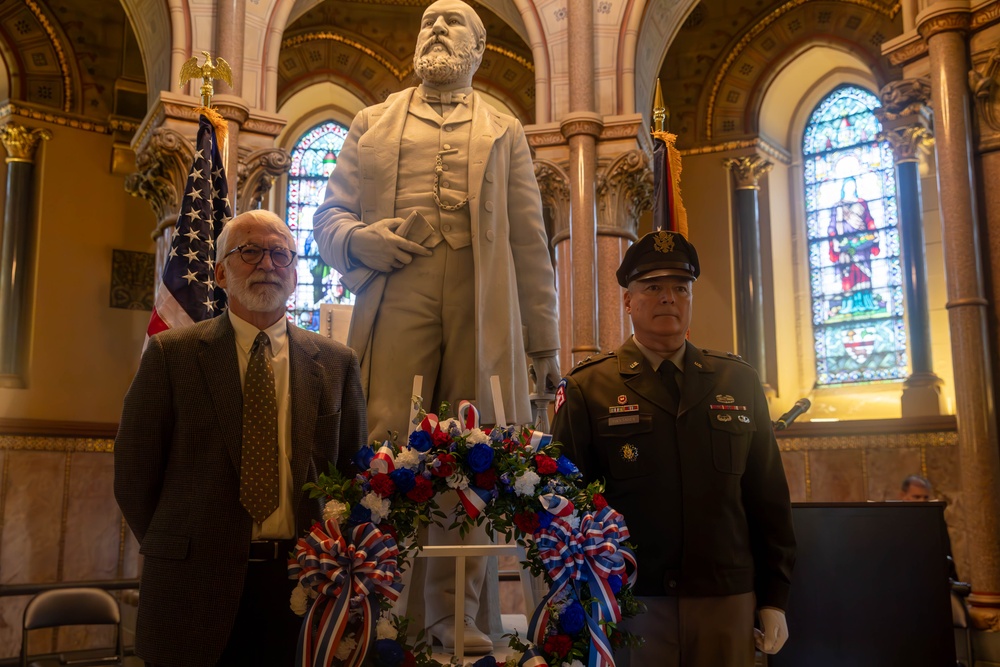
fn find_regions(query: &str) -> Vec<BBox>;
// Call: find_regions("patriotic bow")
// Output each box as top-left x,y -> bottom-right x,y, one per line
529,505 -> 636,667
288,520 -> 404,667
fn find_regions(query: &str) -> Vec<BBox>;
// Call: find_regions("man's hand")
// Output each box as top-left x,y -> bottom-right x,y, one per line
348,218 -> 431,272
754,608 -> 788,655
529,354 -> 561,394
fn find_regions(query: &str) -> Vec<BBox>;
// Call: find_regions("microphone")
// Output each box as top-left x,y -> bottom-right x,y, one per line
774,398 -> 811,431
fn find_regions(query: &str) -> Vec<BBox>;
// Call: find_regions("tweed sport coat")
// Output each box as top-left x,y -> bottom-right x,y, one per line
551,339 -> 796,609
114,313 -> 366,667
312,88 -> 560,426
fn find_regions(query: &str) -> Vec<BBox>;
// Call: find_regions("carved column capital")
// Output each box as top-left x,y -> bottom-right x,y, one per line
596,149 -> 651,239
236,147 -> 291,214
723,155 -> 772,190
0,123 -> 51,163
125,127 -> 195,236
883,125 -> 936,162
878,78 -> 934,119
969,40 -> 1000,142
534,159 -> 571,244
560,111 -> 604,140
917,10 -> 970,40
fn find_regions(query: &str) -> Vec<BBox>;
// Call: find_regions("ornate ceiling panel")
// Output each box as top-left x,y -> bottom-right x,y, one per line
277,0 -> 535,121
659,0 -> 902,149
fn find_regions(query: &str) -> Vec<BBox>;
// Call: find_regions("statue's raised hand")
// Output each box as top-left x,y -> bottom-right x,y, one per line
348,218 -> 432,272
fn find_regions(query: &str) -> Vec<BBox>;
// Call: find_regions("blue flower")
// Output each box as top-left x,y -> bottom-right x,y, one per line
389,468 -> 416,493
353,445 -> 374,470
467,443 -> 495,473
499,472 -> 513,490
347,503 -> 371,526
608,574 -> 623,594
472,657 -> 498,667
559,601 -> 586,635
537,511 -> 554,530
372,638 -> 405,667
556,455 -> 580,478
408,430 -> 433,452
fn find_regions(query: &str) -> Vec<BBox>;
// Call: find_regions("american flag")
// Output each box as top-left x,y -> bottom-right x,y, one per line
145,114 -> 231,341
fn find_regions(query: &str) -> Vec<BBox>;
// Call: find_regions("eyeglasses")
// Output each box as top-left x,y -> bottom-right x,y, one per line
224,244 -> 296,268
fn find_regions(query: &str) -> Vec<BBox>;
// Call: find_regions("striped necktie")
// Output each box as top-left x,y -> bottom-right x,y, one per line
240,331 -> 279,523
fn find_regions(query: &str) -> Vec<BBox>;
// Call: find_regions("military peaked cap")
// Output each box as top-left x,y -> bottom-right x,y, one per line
616,230 -> 700,287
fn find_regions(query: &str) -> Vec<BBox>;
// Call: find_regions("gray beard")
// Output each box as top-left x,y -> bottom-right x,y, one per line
226,275 -> 293,314
413,44 -> 478,86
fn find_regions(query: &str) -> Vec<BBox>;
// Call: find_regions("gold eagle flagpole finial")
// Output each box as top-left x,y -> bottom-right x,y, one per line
178,51 -> 233,108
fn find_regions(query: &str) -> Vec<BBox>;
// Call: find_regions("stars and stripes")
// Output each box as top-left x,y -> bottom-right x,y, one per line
145,114 -> 231,342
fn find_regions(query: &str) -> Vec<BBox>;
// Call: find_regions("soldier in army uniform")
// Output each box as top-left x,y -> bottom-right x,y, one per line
551,230 -> 796,667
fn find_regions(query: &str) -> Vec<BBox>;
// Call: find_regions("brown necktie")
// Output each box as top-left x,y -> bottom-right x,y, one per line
659,361 -> 682,407
240,331 -> 279,523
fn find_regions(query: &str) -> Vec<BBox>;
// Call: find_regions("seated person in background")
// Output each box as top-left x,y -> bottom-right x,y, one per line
900,474 -> 933,501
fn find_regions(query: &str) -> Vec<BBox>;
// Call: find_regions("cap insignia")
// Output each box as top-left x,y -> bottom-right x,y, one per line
654,231 -> 676,254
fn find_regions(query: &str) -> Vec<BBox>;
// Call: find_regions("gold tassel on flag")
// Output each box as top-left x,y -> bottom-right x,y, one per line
651,79 -> 688,238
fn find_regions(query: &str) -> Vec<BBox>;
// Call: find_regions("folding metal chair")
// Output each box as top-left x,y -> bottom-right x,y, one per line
21,587 -> 124,667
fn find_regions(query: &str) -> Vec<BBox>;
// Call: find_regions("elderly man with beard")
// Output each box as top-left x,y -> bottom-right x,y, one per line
115,210 -> 367,667
312,0 -> 560,653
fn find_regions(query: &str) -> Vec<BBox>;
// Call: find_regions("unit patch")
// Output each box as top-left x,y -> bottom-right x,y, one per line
554,378 -> 567,413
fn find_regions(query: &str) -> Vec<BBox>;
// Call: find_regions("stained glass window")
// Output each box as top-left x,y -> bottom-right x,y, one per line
802,85 -> 907,385
285,121 -> 353,331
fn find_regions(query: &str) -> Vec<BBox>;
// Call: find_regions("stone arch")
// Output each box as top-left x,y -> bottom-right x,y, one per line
119,0 -> 172,108
630,0 -> 699,123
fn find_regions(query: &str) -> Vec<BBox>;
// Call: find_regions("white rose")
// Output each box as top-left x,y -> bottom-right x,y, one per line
565,512 -> 581,530
395,448 -> 423,470
289,584 -> 309,616
334,636 -> 357,660
465,427 -> 490,445
447,471 -> 470,490
360,492 -> 391,524
323,499 -> 348,523
376,617 -> 396,640
514,470 -> 541,496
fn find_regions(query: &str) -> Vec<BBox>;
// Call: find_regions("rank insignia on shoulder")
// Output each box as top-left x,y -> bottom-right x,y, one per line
716,414 -> 733,422
620,443 -> 639,462
716,394 -> 735,404
554,378 -> 567,413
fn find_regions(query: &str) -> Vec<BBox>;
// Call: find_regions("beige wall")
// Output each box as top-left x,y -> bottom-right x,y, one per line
0,121 -> 153,424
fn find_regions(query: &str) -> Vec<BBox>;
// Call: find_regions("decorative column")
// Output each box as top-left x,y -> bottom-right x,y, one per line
722,155 -> 772,386
237,148 -> 292,213
0,123 -> 51,384
596,149 -> 652,350
918,5 -> 1000,626
562,0 -> 602,363
534,160 -> 572,374
213,0 -> 246,205
876,79 -> 943,417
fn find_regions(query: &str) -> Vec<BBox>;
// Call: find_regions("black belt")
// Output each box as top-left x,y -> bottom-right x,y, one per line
248,538 -> 297,562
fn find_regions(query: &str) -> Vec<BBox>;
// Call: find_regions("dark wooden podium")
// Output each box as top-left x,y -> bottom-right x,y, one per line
769,502 -> 955,667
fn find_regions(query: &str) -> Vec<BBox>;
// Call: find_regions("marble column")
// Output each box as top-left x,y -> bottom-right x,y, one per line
877,79 -> 943,416
918,7 -> 1000,626
562,0 -> 602,362
213,0 -> 246,208
722,155 -> 771,386
0,123 -> 51,384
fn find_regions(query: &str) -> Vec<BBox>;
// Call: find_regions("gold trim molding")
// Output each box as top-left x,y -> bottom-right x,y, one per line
680,137 -> 791,165
0,102 -> 120,136
0,435 -> 114,453
918,11 -> 971,39
24,0 -> 72,113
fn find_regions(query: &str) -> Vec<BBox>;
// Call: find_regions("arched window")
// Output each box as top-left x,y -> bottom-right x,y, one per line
802,85 -> 907,385
285,121 -> 354,331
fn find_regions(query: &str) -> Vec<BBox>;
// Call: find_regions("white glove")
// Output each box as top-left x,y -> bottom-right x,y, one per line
755,608 -> 788,654
530,355 -> 561,394
348,218 -> 431,272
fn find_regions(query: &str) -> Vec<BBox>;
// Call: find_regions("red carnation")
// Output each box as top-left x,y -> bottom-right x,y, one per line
474,468 -> 497,490
432,453 -> 456,477
402,651 -> 417,667
513,511 -> 540,535
432,428 -> 451,447
593,493 -> 608,510
378,522 -> 398,542
406,476 -> 434,502
535,454 -> 558,475
543,634 -> 573,658
370,474 -> 396,498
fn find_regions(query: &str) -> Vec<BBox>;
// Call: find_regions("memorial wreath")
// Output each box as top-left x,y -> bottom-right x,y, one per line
287,400 -> 643,667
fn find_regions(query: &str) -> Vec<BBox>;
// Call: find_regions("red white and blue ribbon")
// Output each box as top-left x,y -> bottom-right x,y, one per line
457,400 -> 480,430
519,647 -> 549,667
288,520 -> 404,667
370,444 -> 395,475
528,504 -> 636,667
527,429 -> 553,451
539,494 -> 574,517
419,413 -> 439,434
457,484 -> 492,519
